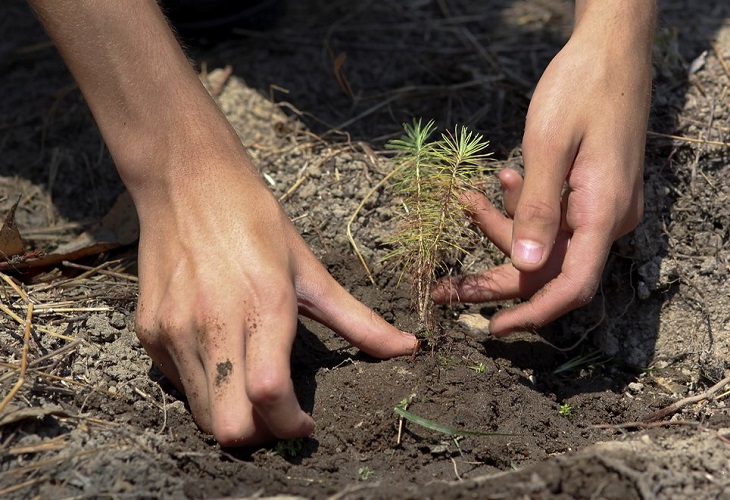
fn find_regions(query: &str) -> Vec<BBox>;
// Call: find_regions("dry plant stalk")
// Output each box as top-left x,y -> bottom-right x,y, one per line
384,119 -> 492,333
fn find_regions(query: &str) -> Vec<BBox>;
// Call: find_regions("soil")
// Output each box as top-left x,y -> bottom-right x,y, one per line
1,0 -> 729,498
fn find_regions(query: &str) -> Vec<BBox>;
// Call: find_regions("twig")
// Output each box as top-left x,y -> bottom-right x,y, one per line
8,436 -> 68,455
31,261 -> 113,292
62,260 -> 138,282
33,306 -> 113,314
450,457 -> 463,481
0,303 -> 33,413
647,130 -> 730,148
590,420 -> 699,430
0,448 -> 101,478
347,165 -> 404,286
639,375 -> 730,422
0,476 -> 49,497
396,411 -> 404,445
0,273 -> 29,303
711,42 -> 730,80
0,339 -> 78,384
278,176 -> 308,203
0,301 -> 73,341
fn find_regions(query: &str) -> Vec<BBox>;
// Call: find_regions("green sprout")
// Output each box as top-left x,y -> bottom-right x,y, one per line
553,350 -> 611,375
436,354 -> 458,370
274,437 -> 305,458
470,362 -> 487,373
358,466 -> 375,481
384,119 -> 493,333
558,403 -> 573,417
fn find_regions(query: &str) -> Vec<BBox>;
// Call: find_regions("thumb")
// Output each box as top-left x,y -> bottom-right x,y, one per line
511,142 -> 572,272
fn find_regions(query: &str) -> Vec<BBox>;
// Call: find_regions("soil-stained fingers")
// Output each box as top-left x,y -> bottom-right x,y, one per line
243,286 -> 315,440
135,317 -> 215,436
432,230 -> 568,306
200,313 -> 274,447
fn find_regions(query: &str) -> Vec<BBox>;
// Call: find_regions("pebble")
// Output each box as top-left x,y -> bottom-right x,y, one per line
628,382 -> 644,393
457,313 -> 490,340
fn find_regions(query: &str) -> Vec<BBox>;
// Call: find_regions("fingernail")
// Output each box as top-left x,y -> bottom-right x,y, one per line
400,330 -> 417,340
513,239 -> 543,264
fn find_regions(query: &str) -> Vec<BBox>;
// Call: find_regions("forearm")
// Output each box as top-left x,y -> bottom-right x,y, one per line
27,0 -> 248,197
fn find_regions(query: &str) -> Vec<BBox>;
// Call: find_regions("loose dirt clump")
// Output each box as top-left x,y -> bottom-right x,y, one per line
1,0 -> 729,498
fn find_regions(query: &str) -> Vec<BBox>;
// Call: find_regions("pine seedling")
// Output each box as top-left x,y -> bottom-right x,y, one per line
384,119 -> 492,333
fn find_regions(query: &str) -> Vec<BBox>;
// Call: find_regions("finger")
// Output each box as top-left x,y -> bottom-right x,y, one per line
498,168 -> 523,218
296,258 -> 418,359
138,326 -> 212,433
432,263 -> 523,303
511,129 -> 576,271
432,231 -> 567,304
199,314 -> 274,447
461,190 -> 512,255
244,286 -> 315,440
488,229 -> 611,336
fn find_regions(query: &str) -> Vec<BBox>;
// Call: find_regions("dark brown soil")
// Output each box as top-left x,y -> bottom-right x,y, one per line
1,0 -> 729,498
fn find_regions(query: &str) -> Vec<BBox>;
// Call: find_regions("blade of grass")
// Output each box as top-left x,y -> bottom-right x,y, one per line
394,406 -> 514,437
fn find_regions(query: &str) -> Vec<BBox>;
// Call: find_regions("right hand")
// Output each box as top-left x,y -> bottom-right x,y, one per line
133,154 -> 417,447
432,2 -> 654,334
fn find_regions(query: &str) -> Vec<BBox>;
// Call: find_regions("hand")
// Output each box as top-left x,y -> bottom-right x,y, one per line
134,157 -> 417,446
27,0 -> 417,447
432,2 -> 654,336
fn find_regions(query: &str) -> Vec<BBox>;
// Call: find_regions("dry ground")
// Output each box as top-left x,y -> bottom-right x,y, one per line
1,0 -> 729,498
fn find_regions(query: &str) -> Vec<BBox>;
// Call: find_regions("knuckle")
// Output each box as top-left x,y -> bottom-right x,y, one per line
246,373 -> 289,407
523,121 -> 561,151
211,415 -> 253,447
134,312 -> 157,347
570,277 -> 600,308
516,199 -> 559,227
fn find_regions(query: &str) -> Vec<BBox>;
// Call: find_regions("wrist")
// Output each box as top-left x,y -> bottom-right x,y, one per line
573,1 -> 656,55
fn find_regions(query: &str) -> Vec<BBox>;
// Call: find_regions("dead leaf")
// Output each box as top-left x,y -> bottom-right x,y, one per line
0,404 -> 72,427
0,196 -> 24,258
55,190 -> 139,254
0,191 -> 138,273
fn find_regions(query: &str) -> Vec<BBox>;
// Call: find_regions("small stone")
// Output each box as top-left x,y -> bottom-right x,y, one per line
110,312 -> 126,330
458,313 -> 490,339
429,444 -> 449,455
628,382 -> 644,393
85,314 -> 118,343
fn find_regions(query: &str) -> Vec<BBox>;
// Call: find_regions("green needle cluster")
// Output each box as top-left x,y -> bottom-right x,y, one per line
384,119 -> 493,332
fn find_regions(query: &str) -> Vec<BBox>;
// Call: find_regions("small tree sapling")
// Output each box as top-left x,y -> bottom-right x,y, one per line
384,119 -> 493,334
